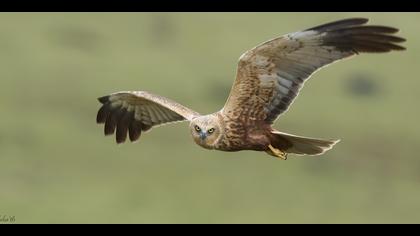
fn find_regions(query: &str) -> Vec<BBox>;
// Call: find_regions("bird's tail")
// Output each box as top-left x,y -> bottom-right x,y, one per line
270,131 -> 340,156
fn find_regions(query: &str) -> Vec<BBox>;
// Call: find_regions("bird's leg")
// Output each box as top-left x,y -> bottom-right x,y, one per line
268,144 -> 288,160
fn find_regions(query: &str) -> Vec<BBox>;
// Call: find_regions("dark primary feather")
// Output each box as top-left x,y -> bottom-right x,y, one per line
96,103 -> 111,124
96,96 -> 146,143
128,120 -> 142,142
116,109 -> 134,144
305,18 -> 369,31
98,95 -> 110,104
308,18 -> 406,53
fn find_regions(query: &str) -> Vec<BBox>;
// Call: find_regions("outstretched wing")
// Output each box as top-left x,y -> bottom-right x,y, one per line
96,91 -> 200,143
222,18 -> 405,123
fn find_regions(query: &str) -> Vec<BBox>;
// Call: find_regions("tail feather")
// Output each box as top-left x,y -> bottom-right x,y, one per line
271,131 -> 340,156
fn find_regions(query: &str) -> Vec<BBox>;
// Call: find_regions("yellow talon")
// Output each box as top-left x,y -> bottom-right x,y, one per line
268,144 -> 288,160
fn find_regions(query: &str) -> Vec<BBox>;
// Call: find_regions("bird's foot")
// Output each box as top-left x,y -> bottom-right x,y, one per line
268,144 -> 288,160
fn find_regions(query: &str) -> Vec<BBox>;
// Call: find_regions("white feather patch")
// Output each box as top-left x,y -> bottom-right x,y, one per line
289,30 -> 318,39
254,55 -> 270,67
275,82 -> 290,95
110,100 -> 122,108
134,106 -> 142,120
258,74 -> 275,84
277,77 -> 293,88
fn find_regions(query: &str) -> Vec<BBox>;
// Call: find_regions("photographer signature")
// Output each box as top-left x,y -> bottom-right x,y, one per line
0,215 -> 16,223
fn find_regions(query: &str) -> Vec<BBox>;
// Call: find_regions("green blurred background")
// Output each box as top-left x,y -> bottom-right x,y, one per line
0,13 -> 418,223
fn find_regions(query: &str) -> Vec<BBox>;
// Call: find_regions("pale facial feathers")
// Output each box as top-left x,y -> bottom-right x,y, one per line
189,114 -> 222,149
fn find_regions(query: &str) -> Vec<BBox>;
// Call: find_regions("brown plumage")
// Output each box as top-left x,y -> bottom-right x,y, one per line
96,18 -> 405,159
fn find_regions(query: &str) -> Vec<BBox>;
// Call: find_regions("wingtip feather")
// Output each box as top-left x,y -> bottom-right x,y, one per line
98,95 -> 110,104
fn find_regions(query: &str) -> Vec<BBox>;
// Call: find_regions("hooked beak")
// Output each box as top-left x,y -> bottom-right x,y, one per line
199,132 -> 207,141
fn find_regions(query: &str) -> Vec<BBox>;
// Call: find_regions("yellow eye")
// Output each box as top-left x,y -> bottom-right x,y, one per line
194,125 -> 201,132
207,128 -> 215,134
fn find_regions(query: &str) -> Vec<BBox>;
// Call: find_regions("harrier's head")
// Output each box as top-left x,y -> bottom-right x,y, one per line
190,114 -> 223,149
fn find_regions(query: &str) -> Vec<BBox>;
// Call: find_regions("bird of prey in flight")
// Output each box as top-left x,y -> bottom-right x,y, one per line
96,18 -> 405,160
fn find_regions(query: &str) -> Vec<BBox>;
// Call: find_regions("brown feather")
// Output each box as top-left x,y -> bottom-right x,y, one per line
116,109 -> 134,144
96,103 -> 111,124
104,109 -> 120,136
129,120 -> 142,142
98,95 -> 110,104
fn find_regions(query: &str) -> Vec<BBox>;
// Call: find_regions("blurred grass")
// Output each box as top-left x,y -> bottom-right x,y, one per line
0,12 -> 419,223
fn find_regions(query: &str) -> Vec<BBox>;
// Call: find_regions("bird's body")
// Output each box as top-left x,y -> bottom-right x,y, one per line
96,18 -> 405,159
190,112 -> 274,152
